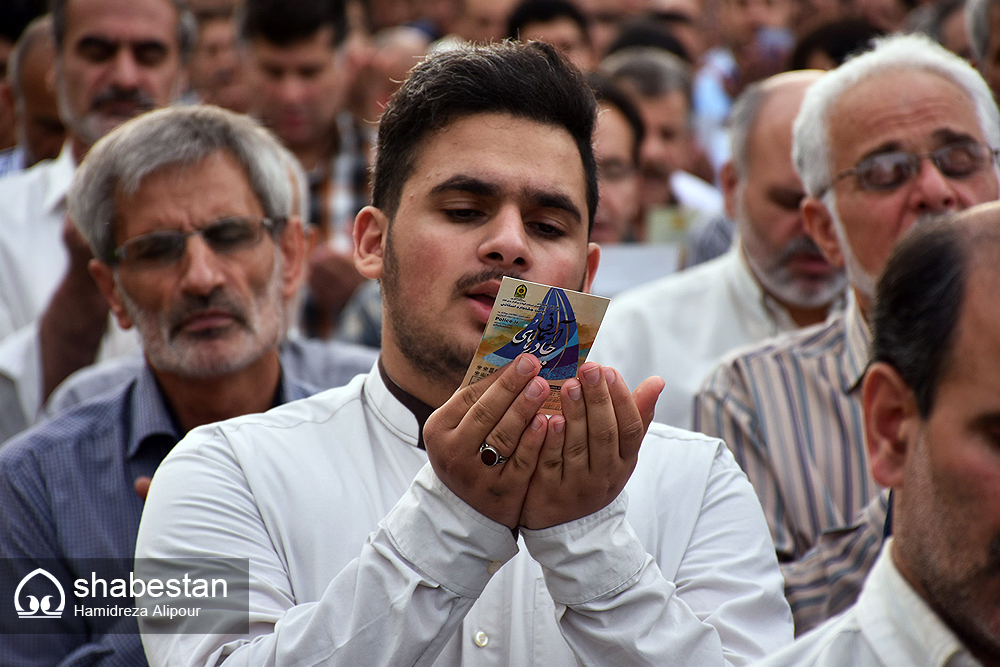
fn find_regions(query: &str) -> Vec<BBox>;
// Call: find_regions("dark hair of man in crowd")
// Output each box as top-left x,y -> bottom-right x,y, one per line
49,0 -> 196,60
371,40 -> 599,232
588,71 -> 645,165
238,0 -> 347,48
506,0 -> 590,44
870,218 -> 971,418
787,18 -> 883,71
605,19 -> 691,64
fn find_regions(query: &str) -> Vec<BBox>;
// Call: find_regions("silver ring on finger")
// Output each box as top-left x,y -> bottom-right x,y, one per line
479,441 -> 509,467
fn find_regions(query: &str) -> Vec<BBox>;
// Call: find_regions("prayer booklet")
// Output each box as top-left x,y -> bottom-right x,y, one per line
462,277 -> 610,414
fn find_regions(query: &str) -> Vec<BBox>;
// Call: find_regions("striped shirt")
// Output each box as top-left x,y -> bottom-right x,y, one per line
693,296 -> 887,633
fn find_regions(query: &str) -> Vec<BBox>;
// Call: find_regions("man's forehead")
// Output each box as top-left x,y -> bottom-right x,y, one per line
65,0 -> 180,42
829,69 -> 982,158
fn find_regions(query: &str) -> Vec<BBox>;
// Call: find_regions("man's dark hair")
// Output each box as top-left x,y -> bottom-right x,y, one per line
1,0 -> 45,46
588,71 -> 644,165
49,0 -> 195,61
239,0 -> 347,48
871,218 -> 970,418
372,41 -> 599,231
787,18 -> 883,71
506,0 -> 590,44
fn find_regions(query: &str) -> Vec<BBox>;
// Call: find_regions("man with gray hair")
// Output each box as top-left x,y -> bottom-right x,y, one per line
0,104 -> 375,666
0,14 -> 65,177
967,0 -> 1000,100
0,0 -> 193,443
754,202 -> 1000,667
592,69 -> 846,429
694,32 -> 1000,635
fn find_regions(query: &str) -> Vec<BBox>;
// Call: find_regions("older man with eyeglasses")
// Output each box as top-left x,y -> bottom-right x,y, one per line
0,105 -> 377,666
692,32 -> 1000,636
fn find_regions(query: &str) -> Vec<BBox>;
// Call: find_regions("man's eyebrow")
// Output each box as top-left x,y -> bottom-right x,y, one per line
933,128 -> 979,145
525,188 -> 583,225
429,175 -> 500,198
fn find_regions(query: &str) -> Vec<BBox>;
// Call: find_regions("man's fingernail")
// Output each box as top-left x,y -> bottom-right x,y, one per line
552,416 -> 566,433
517,355 -> 534,374
567,380 -> 582,401
525,377 -> 546,399
582,364 -> 600,385
530,414 -> 544,430
604,367 -> 617,385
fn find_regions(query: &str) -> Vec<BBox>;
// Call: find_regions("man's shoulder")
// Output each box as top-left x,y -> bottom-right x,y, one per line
0,385 -> 129,475
636,423 -> 725,472
176,374 -> 370,457
751,611 -> 868,667
606,254 -> 732,321
0,158 -> 64,229
712,312 -> 848,378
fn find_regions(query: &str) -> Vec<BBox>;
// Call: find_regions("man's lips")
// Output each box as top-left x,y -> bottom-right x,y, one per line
788,252 -> 833,275
173,310 -> 238,335
465,282 -> 501,323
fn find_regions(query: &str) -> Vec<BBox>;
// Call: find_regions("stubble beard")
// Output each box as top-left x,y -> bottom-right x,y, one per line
115,258 -> 285,379
896,434 -> 1000,662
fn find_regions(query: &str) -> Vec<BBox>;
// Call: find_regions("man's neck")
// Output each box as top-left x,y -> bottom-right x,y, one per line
70,134 -> 92,166
779,301 -> 830,328
290,129 -> 338,173
150,350 -> 283,434
379,342 -> 460,410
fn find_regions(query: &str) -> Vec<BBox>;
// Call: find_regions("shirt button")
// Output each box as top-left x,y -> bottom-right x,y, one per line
487,560 -> 503,575
474,631 -> 489,647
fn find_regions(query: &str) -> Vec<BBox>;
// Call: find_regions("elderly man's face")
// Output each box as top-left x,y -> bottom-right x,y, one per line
92,151 -> 301,379
808,69 -> 1000,314
635,90 -> 692,208
889,256 -> 1000,662
57,0 -> 184,147
592,102 -> 641,244
732,78 -> 844,312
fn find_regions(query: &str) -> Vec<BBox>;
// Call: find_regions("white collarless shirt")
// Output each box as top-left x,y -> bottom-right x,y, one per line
137,365 -> 793,666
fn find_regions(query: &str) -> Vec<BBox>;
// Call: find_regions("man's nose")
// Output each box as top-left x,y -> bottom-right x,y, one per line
910,157 -> 958,215
108,47 -> 142,89
177,235 -> 228,295
479,206 -> 531,269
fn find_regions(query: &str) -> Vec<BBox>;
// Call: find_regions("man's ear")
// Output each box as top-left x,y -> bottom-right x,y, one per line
354,205 -> 388,280
720,161 -> 739,221
863,361 -> 920,489
88,259 -> 133,331
802,196 -> 845,268
582,242 -> 601,294
277,216 -> 307,300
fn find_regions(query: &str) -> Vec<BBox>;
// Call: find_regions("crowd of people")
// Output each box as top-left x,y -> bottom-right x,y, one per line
0,0 -> 999,664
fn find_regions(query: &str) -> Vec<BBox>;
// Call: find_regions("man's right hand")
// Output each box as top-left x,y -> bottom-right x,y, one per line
423,353 -> 552,529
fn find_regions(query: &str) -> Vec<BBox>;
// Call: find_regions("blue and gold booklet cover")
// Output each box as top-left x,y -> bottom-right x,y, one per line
462,277 -> 610,414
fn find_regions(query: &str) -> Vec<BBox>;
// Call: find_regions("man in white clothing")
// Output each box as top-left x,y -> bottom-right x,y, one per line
0,0 -> 192,442
592,69 -> 846,429
756,203 -> 1000,667
135,42 -> 793,666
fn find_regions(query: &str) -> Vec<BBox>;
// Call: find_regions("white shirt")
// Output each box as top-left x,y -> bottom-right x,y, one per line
136,366 -> 793,666
752,540 -> 983,667
0,145 -> 139,442
591,246 -> 801,429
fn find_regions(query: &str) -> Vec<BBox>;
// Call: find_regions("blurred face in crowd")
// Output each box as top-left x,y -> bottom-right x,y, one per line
519,17 -> 594,71
245,26 -> 342,155
718,0 -> 793,51
633,89 -> 692,208
727,74 -> 845,313
458,0 -> 518,43
56,0 -> 185,149
804,69 -> 1000,316
592,101 -> 641,244
189,15 -> 248,113
92,151 -> 303,379
865,226 -> 1000,667
978,4 -> 1000,101
354,113 -> 598,403
14,32 -> 67,165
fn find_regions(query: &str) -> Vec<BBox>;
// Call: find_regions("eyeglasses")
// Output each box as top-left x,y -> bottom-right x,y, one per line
111,216 -> 283,267
831,141 -> 999,192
